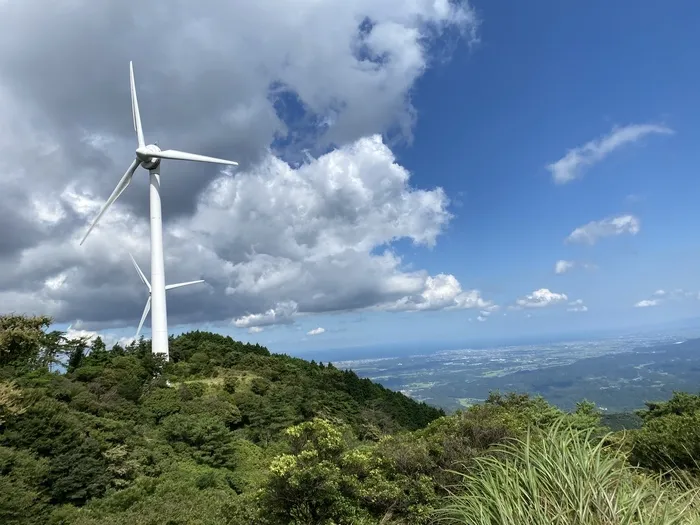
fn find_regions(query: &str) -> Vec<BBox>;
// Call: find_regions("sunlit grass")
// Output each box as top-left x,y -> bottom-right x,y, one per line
435,419 -> 700,525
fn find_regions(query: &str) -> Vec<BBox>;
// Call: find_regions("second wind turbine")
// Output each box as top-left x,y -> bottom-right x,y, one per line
129,253 -> 204,340
80,62 -> 238,360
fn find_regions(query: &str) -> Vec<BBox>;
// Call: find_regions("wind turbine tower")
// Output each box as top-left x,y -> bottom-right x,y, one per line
80,62 -> 238,360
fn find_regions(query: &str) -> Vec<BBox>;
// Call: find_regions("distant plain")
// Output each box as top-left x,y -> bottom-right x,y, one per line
332,332 -> 700,413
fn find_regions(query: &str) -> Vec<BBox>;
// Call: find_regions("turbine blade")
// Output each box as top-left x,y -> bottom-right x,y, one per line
130,61 -> 145,148
135,296 -> 151,339
165,280 -> 205,291
129,253 -> 151,291
80,159 -> 140,245
149,149 -> 238,166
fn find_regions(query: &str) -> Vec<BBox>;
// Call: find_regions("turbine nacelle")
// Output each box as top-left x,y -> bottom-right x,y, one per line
136,144 -> 162,169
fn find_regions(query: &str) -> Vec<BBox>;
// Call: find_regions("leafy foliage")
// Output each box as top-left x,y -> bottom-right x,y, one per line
2,314 -> 700,524
0,315 -> 69,373
0,315 -> 446,523
0,380 -> 27,424
602,411 -> 644,431
629,392 -> 700,472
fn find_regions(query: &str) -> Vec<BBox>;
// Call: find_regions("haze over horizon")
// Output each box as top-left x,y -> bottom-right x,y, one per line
1,1 -> 700,354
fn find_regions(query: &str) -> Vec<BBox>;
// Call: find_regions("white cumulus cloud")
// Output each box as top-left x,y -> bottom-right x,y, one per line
634,299 -> 658,308
515,288 -> 568,309
555,260 -> 575,274
1,133 -> 501,330
233,301 -> 299,328
65,326 -> 136,348
307,327 -> 325,336
567,299 -> 588,312
378,273 -> 494,313
547,124 -> 674,184
634,288 -> 700,308
566,214 -> 640,245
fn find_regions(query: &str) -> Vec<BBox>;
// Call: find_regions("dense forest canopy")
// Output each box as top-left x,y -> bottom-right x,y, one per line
2,314 -> 700,524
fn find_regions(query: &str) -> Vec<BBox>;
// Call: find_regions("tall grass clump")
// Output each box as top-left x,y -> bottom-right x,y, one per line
435,418 -> 700,525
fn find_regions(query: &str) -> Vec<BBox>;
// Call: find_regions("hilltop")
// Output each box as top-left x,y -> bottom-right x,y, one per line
2,314 -> 700,524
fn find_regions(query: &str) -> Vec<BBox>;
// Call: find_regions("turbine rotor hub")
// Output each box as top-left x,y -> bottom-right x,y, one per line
137,144 -> 161,170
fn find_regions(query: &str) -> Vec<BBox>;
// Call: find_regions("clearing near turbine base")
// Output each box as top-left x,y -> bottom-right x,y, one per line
80,61 -> 238,360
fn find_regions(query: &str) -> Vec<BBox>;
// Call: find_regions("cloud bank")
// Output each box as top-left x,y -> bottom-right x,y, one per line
0,0 -> 485,331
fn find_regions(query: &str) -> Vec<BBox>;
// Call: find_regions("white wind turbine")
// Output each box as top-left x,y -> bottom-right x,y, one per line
129,253 -> 205,339
80,62 -> 238,360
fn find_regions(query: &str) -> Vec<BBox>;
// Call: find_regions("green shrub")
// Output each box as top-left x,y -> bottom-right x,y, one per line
249,377 -> 270,396
630,393 -> 700,472
222,373 -> 239,394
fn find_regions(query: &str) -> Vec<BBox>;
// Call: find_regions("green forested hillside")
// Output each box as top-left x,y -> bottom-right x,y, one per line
2,314 -> 700,524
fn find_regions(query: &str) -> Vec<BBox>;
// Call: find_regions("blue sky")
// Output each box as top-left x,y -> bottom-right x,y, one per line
277,1 -> 700,352
5,0 -> 699,356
